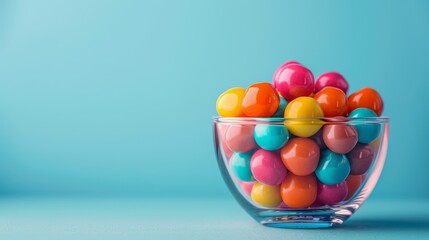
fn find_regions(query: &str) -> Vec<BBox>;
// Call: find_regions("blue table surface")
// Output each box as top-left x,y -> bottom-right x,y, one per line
0,196 -> 427,239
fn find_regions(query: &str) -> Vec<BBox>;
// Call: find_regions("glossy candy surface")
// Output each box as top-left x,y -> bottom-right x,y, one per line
238,180 -> 255,196
280,138 -> 320,176
349,108 -> 381,143
284,97 -> 324,137
323,124 -> 358,154
218,124 -> 233,159
273,96 -> 288,117
345,174 -> 366,200
280,173 -> 318,208
251,182 -> 282,208
225,125 -> 257,152
313,87 -> 348,117
230,151 -> 255,182
242,82 -> 280,117
254,124 -> 289,151
316,150 -> 351,185
316,181 -> 348,205
347,144 -> 375,175
274,64 -> 314,101
216,87 -> 246,117
250,149 -> 287,185
348,87 -> 384,116
315,72 -> 349,94
273,61 -> 301,88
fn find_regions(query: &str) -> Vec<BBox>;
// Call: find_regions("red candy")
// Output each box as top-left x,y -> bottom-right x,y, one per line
348,87 -> 384,116
273,64 -> 314,101
242,82 -> 280,117
313,87 -> 348,117
315,72 -> 349,94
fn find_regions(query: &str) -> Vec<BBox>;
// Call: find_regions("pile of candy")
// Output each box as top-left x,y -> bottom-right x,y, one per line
216,60 -> 384,208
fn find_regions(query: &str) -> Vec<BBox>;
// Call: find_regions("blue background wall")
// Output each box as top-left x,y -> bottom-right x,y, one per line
0,0 -> 427,199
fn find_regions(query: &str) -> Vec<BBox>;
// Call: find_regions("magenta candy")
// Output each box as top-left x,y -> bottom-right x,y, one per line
315,72 -> 349,94
323,124 -> 358,154
316,181 -> 348,205
273,64 -> 314,101
225,125 -> 257,152
250,149 -> 287,185
273,61 -> 301,88
347,143 -> 375,175
218,124 -> 233,159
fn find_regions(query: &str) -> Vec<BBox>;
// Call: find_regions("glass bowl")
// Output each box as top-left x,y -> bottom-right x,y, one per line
213,117 -> 389,228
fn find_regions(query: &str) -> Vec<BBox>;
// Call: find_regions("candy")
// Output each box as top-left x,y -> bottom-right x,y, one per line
225,124 -> 257,152
345,174 -> 366,200
273,61 -> 301,88
349,108 -> 381,143
242,82 -> 280,117
218,124 -> 233,159
323,124 -> 358,154
347,143 -> 375,175
251,182 -> 282,208
273,96 -> 288,117
254,124 -> 289,151
280,138 -> 320,176
230,151 -> 255,182
310,128 -> 327,150
315,149 -> 351,185
274,64 -> 314,101
250,149 -> 287,185
284,97 -> 324,137
316,181 -> 348,205
314,72 -> 349,94
216,87 -> 246,117
313,87 -> 348,117
238,180 -> 255,196
348,87 -> 384,116
280,173 -> 318,208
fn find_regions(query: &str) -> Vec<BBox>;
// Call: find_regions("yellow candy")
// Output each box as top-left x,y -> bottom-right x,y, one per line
251,182 -> 282,208
284,97 -> 324,137
216,87 -> 246,117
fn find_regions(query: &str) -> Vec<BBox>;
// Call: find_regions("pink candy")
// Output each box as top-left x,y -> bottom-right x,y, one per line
250,149 -> 287,185
315,72 -> 349,94
273,64 -> 314,101
225,125 -> 257,152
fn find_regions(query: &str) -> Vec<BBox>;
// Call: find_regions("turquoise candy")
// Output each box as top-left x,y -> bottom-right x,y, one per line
273,96 -> 288,117
230,151 -> 255,182
316,149 -> 351,185
254,124 -> 289,151
349,108 -> 381,143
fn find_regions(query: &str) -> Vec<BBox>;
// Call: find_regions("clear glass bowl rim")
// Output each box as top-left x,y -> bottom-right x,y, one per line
213,116 -> 389,124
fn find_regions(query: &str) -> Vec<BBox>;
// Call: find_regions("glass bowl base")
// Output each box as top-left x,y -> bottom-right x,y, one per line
255,208 -> 354,228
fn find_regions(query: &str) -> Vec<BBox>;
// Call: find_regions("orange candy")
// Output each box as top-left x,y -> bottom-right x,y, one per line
313,87 -> 348,117
242,82 -> 280,117
348,87 -> 384,116
345,174 -> 366,200
280,173 -> 318,208
280,138 -> 320,176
